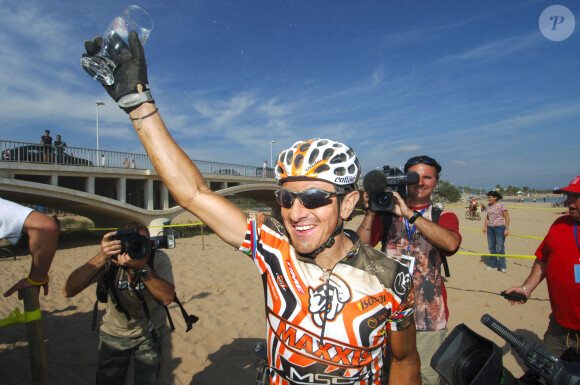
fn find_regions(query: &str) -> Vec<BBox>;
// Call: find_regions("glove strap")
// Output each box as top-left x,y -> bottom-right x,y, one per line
118,90 -> 155,112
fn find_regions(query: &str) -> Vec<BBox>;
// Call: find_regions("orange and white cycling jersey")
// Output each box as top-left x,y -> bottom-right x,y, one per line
240,215 -> 414,385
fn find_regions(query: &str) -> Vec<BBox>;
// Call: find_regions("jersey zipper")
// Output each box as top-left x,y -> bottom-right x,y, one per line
318,267 -> 335,345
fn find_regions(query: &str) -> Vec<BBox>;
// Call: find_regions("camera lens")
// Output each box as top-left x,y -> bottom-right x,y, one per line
369,191 -> 394,212
126,235 -> 151,260
453,349 -> 495,385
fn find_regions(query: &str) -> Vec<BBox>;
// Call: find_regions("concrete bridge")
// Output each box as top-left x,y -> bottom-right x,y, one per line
0,140 -> 279,228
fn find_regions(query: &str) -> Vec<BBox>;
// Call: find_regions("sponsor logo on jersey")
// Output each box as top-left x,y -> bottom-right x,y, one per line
356,293 -> 387,311
276,273 -> 288,289
308,275 -> 351,328
394,270 -> 411,297
272,314 -> 375,369
286,261 -> 306,294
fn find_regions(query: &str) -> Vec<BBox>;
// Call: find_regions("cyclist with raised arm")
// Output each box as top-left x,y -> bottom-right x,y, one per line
81,31 -> 420,385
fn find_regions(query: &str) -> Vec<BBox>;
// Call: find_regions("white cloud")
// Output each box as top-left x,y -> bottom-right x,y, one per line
393,145 -> 422,152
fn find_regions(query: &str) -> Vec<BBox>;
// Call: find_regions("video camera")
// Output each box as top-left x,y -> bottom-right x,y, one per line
430,313 -> 580,385
363,166 -> 419,213
110,228 -> 151,260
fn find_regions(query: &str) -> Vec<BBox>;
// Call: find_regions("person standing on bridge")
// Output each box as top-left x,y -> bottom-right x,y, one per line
1,198 -> 59,299
81,31 -> 421,384
40,129 -> 53,163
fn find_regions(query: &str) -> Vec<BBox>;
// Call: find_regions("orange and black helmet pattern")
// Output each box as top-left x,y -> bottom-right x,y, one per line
275,138 -> 361,187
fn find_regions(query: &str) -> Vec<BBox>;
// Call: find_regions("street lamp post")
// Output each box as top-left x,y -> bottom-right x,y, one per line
269,140 -> 276,169
96,101 -> 105,152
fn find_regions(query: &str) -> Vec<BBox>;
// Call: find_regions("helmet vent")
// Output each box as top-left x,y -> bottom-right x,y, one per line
330,153 -> 347,164
299,142 -> 311,152
322,148 -> 334,161
334,167 -> 346,176
308,149 -> 319,164
294,154 -> 304,169
314,164 -> 330,174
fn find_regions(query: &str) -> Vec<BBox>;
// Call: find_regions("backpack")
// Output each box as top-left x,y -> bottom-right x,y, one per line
379,206 -> 450,277
92,251 -> 199,332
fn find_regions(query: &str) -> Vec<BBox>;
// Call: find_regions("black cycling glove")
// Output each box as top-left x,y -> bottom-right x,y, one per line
83,31 -> 154,113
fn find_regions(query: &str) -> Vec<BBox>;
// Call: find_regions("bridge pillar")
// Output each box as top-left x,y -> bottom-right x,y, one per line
87,176 -> 95,194
146,179 -> 153,210
161,184 -> 169,210
50,174 -> 58,186
117,178 -> 127,203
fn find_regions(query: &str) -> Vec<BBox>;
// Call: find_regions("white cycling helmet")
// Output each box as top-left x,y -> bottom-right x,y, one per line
275,138 -> 361,190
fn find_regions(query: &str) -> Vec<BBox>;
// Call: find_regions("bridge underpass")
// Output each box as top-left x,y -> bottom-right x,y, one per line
0,162 -> 279,229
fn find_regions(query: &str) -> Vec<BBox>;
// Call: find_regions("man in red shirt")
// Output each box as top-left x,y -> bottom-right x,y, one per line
357,155 -> 462,385
505,175 -> 580,357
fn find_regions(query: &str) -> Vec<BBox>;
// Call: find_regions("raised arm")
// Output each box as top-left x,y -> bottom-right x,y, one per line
129,102 -> 247,247
82,32 -> 248,248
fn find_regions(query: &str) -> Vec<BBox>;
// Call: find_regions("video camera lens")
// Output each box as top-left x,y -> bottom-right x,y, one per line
369,191 -> 395,213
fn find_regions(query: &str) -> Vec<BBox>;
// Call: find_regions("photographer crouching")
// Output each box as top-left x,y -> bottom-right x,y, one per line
356,156 -> 462,385
63,222 -> 175,385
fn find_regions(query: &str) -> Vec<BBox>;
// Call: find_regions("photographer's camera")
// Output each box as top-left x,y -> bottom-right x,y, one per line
110,228 -> 151,260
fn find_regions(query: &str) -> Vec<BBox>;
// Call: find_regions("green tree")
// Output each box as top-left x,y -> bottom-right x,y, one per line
435,180 -> 461,202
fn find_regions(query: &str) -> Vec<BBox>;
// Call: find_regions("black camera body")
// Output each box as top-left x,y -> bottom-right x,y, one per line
364,166 -> 419,213
110,228 -> 152,260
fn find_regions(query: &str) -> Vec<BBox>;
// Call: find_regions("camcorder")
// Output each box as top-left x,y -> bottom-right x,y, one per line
431,313 -> 580,385
110,228 -> 152,260
363,166 -> 419,213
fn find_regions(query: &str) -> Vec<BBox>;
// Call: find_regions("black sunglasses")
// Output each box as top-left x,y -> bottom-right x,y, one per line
275,189 -> 345,209
404,156 -> 439,171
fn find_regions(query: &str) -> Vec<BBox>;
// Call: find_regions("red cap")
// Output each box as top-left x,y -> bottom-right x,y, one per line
554,175 -> 580,194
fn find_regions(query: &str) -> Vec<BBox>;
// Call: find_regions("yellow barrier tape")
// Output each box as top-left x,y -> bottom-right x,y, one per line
0,307 -> 42,328
87,222 -> 205,231
460,227 -> 544,240
456,251 -> 536,260
372,243 -> 537,260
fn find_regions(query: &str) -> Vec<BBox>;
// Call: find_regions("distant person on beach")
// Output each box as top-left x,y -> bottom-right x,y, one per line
504,175 -> 580,358
101,154 -> 106,167
356,155 -> 461,385
123,158 -> 130,168
40,129 -> 53,163
482,191 -> 510,272
82,31 -> 421,384
63,221 -> 175,385
1,198 -> 59,299
262,160 -> 267,177
130,159 -> 136,169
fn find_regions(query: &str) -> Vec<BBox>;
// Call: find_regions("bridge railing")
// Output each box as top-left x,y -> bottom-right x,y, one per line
0,140 -> 275,177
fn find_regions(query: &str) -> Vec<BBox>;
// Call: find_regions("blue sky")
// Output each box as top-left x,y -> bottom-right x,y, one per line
1,0 -> 578,190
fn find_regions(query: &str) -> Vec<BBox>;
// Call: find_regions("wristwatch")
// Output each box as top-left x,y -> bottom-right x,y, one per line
136,266 -> 151,278
408,210 -> 422,224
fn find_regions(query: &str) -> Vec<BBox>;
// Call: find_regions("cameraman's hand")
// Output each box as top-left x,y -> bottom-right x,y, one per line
83,31 -> 150,112
362,192 -> 376,218
100,231 -> 122,260
391,191 -> 413,219
113,253 -> 148,270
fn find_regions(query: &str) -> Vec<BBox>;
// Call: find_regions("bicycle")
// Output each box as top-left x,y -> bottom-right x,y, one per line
0,246 -> 15,260
465,209 -> 481,221
253,341 -> 269,385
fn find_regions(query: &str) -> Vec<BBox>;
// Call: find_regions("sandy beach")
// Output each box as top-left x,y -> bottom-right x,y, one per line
0,200 -> 563,384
